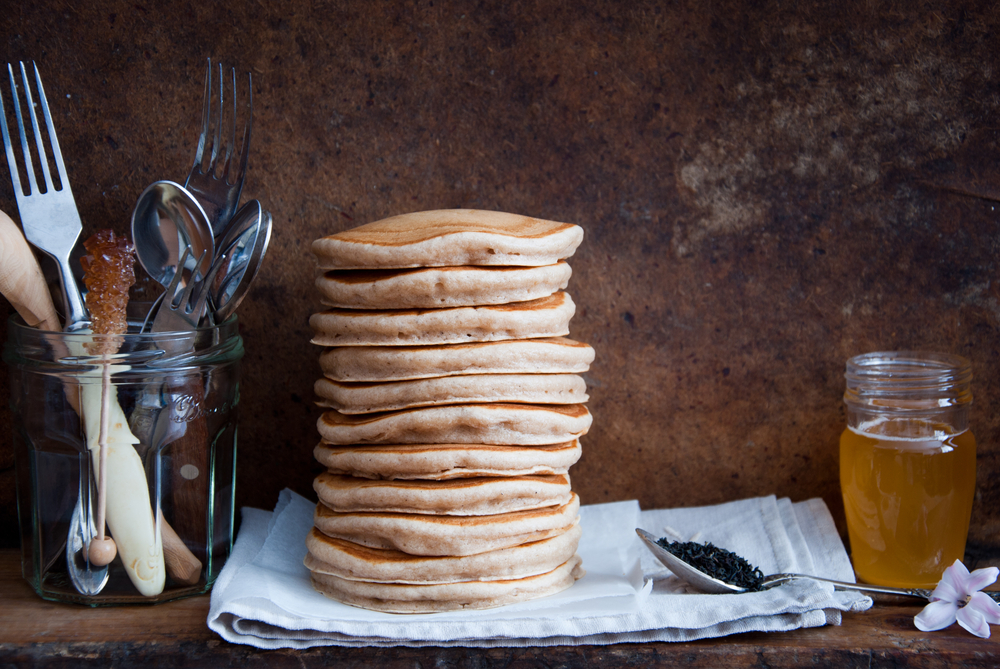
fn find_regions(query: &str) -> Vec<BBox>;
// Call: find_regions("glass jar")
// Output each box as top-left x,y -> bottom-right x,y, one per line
5,304 -> 243,605
840,351 -> 975,589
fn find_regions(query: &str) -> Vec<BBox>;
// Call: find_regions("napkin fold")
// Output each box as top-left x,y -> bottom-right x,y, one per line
208,490 -> 871,648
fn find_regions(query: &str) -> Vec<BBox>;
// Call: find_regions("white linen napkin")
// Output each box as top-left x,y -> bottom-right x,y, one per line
207,490 -> 871,648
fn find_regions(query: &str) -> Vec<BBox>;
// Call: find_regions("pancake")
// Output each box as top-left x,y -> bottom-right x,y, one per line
319,337 -> 595,382
313,493 -> 580,556
317,403 -> 592,445
309,554 -> 584,613
316,262 -> 572,310
311,209 -> 584,270
312,441 -> 583,480
313,472 -> 573,515
310,291 -> 575,347
304,522 -> 582,584
315,373 -> 588,414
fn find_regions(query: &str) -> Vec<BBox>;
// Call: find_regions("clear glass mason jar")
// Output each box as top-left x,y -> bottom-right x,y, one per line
840,351 -> 976,589
5,304 -> 243,605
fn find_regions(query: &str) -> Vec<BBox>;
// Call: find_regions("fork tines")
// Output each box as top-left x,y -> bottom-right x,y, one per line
185,58 -> 252,236
151,244 -> 221,332
0,60 -> 87,328
0,61 -> 74,200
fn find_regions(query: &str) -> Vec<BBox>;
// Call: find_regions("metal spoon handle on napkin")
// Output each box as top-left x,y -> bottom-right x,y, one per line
760,572 -> 1000,603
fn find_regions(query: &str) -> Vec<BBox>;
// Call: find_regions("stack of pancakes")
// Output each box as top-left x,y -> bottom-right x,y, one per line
306,209 -> 593,613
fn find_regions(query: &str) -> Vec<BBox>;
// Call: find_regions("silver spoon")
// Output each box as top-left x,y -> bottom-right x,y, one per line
129,182 -> 214,504
66,460 -> 109,595
635,528 -> 1000,602
131,180 -> 215,294
211,207 -> 271,322
209,199 -> 261,311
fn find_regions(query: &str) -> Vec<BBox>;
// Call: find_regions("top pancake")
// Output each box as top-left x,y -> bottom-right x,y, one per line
312,209 -> 584,269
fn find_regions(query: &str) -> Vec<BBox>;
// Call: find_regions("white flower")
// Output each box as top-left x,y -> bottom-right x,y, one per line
914,560 -> 1000,638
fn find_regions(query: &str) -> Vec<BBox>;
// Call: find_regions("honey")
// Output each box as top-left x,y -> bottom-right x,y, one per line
840,423 -> 976,588
839,351 -> 975,589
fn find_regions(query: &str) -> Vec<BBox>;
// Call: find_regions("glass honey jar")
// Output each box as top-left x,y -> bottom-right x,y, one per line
840,351 -> 976,589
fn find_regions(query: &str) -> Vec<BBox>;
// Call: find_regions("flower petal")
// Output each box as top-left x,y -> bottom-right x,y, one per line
931,579 -> 962,603
933,560 -> 971,601
941,560 -> 969,590
915,600 -> 959,632
957,604 -> 992,638
967,592 -> 1000,625
965,567 -> 1000,594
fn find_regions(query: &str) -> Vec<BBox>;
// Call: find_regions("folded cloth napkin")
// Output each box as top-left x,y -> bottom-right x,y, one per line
208,490 -> 871,648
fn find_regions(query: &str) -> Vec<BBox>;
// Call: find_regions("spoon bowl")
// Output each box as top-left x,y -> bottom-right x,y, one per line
131,180 -> 215,290
636,528 -> 742,594
209,199 -> 260,309
66,462 -> 109,595
211,206 -> 271,322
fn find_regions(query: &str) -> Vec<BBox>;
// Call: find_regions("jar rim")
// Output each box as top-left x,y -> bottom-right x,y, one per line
5,301 -> 237,341
844,350 -> 972,409
846,351 -> 971,378
4,306 -> 243,376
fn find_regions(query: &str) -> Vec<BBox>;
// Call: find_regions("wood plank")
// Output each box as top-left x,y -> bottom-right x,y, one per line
3,549 -> 1000,667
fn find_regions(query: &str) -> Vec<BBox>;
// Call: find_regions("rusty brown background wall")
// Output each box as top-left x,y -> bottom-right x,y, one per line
2,1 -> 1000,559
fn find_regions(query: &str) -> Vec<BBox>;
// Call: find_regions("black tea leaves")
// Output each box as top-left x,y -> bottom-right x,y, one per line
656,538 -> 765,592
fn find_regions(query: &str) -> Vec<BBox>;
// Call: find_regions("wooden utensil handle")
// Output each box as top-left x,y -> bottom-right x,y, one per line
160,513 -> 202,585
0,209 -> 60,331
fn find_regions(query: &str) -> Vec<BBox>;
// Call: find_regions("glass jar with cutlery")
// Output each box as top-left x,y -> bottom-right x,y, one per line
1,57 -> 266,605
5,303 -> 243,604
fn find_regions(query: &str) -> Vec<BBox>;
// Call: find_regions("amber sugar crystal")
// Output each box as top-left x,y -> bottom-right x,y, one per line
81,229 -> 135,355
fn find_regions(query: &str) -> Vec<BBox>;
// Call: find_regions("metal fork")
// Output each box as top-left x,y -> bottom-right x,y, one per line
0,61 -> 87,329
184,59 -> 252,239
151,245 -> 223,332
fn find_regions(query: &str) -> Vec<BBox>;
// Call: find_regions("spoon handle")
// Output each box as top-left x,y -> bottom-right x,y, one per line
765,574 -> 1000,602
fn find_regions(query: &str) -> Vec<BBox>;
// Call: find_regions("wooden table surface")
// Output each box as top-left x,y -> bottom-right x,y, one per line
1,550 -> 998,667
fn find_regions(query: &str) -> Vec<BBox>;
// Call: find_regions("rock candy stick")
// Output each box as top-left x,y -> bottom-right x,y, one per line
80,230 -> 165,595
81,231 -> 133,566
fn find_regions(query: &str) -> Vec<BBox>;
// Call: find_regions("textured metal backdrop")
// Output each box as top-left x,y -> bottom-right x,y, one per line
2,1 -> 1000,561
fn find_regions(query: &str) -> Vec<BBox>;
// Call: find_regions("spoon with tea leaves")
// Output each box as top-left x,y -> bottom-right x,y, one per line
635,528 -> 1000,602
